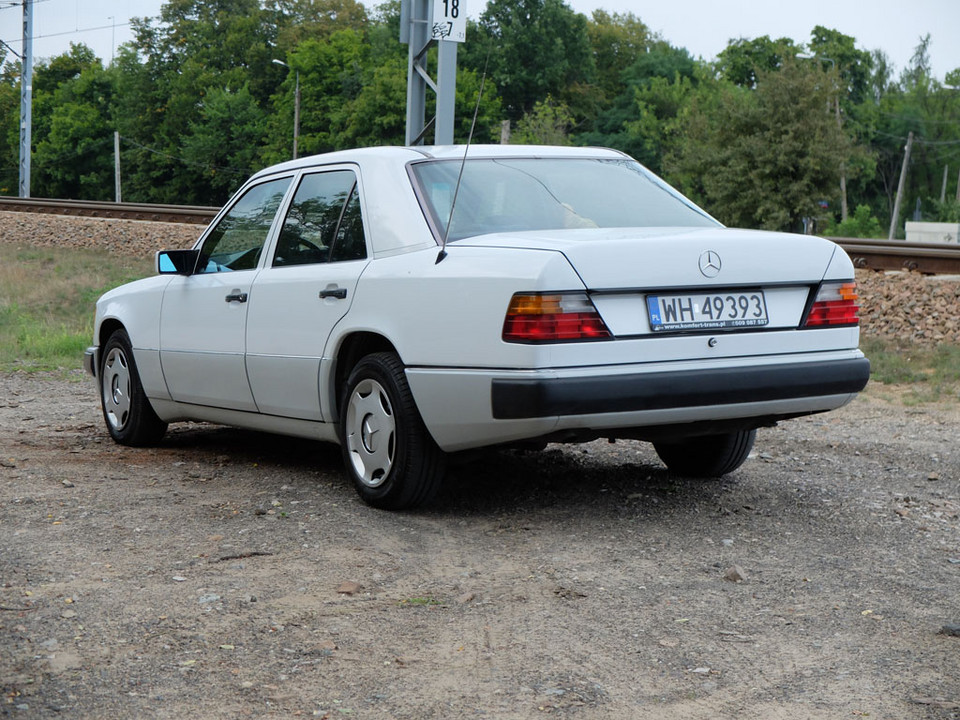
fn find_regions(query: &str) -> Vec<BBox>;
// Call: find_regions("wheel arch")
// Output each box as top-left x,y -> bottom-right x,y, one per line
329,331 -> 399,421
98,318 -> 126,356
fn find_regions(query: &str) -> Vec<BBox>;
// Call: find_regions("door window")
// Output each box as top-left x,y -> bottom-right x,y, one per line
273,170 -> 367,267
197,177 -> 292,274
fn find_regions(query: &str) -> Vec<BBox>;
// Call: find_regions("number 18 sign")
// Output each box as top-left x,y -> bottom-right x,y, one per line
432,0 -> 466,42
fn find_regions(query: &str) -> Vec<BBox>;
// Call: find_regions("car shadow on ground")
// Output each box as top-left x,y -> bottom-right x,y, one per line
433,443 -> 736,516
151,424 -> 737,516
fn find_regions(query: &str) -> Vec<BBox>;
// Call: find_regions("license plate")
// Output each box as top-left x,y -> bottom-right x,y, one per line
647,290 -> 768,332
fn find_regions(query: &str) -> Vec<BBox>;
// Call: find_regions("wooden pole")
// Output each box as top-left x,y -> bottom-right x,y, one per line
889,131 -> 914,240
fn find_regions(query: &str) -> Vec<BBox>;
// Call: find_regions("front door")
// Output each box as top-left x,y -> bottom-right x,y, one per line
160,176 -> 292,411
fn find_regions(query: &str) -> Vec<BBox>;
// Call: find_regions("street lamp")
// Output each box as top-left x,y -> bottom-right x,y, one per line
272,59 -> 300,160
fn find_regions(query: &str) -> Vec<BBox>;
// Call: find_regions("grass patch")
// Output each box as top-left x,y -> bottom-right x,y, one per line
398,597 -> 443,607
0,244 -> 153,373
861,337 -> 960,404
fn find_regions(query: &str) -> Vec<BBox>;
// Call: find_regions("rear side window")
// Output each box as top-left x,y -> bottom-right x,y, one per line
273,170 -> 368,267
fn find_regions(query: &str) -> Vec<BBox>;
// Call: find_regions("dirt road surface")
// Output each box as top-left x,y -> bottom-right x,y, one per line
2,373 -> 958,719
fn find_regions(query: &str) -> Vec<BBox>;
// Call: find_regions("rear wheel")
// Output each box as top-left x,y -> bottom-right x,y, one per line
339,352 -> 445,510
653,429 -> 756,478
99,329 -> 167,446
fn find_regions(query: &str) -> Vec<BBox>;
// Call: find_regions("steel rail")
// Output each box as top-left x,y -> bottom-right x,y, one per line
831,237 -> 960,275
0,196 -> 218,224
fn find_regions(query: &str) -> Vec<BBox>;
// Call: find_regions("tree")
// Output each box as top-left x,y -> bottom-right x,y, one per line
666,60 -> 851,232
512,96 -> 574,145
182,84 -> 266,201
114,0 -> 281,203
901,34 -> 932,90
0,62 -> 22,194
716,35 -> 799,88
807,25 -> 873,105
271,0 -> 369,49
267,29 -> 369,159
587,10 -> 653,102
577,43 -> 698,173
824,204 -> 883,238
33,77 -> 117,200
475,0 -> 595,122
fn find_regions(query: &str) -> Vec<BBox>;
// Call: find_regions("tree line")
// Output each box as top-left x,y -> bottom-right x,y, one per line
1,0 -> 958,237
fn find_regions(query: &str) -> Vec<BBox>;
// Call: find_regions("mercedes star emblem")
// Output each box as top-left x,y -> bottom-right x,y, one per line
699,250 -> 722,278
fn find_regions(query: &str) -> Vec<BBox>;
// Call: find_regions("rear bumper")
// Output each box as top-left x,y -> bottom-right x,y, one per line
405,351 -> 869,452
491,357 -> 871,419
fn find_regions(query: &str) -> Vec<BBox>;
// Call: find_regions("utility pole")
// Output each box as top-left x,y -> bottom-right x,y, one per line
19,0 -> 33,198
114,131 -> 122,203
888,131 -> 914,241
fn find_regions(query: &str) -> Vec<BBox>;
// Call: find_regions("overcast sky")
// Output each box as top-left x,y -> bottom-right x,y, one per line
2,0 -> 959,82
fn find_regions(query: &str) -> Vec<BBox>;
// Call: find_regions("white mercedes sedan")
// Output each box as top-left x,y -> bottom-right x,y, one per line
84,145 -> 869,509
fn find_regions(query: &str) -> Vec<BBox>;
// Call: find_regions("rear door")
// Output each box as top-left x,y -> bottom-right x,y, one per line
244,167 -> 370,420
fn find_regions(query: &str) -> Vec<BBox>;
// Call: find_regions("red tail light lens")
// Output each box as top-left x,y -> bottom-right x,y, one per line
803,281 -> 860,327
503,293 -> 611,342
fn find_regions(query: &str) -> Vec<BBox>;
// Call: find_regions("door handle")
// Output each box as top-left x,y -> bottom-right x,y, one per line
225,291 -> 248,303
319,287 -> 347,300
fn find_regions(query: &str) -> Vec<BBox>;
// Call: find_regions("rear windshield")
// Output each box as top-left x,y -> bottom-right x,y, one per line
410,157 -> 719,241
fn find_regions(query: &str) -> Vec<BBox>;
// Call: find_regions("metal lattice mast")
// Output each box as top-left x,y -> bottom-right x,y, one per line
400,0 -> 463,146
19,0 -> 33,198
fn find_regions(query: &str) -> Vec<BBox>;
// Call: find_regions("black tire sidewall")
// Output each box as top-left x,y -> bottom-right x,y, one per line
339,352 -> 443,510
654,429 -> 756,478
100,329 -> 166,446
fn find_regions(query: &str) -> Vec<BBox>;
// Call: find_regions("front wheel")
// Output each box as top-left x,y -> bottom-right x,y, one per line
653,429 -> 756,478
339,352 -> 445,510
99,329 -> 167,446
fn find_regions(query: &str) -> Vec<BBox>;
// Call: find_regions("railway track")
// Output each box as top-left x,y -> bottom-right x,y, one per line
0,197 -> 217,225
830,237 -> 960,275
2,197 -> 959,275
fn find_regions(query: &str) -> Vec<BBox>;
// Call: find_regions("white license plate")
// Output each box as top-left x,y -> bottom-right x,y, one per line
647,291 -> 768,332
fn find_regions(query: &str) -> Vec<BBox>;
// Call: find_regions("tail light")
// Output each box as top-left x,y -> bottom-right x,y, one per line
503,292 -> 611,342
803,281 -> 859,327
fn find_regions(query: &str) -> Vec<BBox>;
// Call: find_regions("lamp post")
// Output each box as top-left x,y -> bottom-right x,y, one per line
272,59 -> 300,160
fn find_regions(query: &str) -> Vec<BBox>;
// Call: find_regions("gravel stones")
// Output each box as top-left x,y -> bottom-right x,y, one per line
0,210 -> 200,258
856,268 -> 960,347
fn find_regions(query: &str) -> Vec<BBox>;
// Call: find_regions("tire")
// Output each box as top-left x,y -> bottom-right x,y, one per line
653,429 -> 756,478
339,352 -> 445,510
99,329 -> 168,446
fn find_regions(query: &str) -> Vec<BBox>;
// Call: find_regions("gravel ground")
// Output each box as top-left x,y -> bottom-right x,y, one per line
1,375 -> 958,719
1,211 -> 959,718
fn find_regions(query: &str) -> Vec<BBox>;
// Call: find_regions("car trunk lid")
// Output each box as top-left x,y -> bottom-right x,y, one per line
455,227 -> 839,290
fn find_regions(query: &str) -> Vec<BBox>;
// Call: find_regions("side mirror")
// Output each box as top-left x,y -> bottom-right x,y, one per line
156,249 -> 200,275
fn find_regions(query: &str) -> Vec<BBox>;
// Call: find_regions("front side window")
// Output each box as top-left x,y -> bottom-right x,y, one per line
197,177 -> 292,274
411,158 -> 719,242
273,170 -> 367,267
